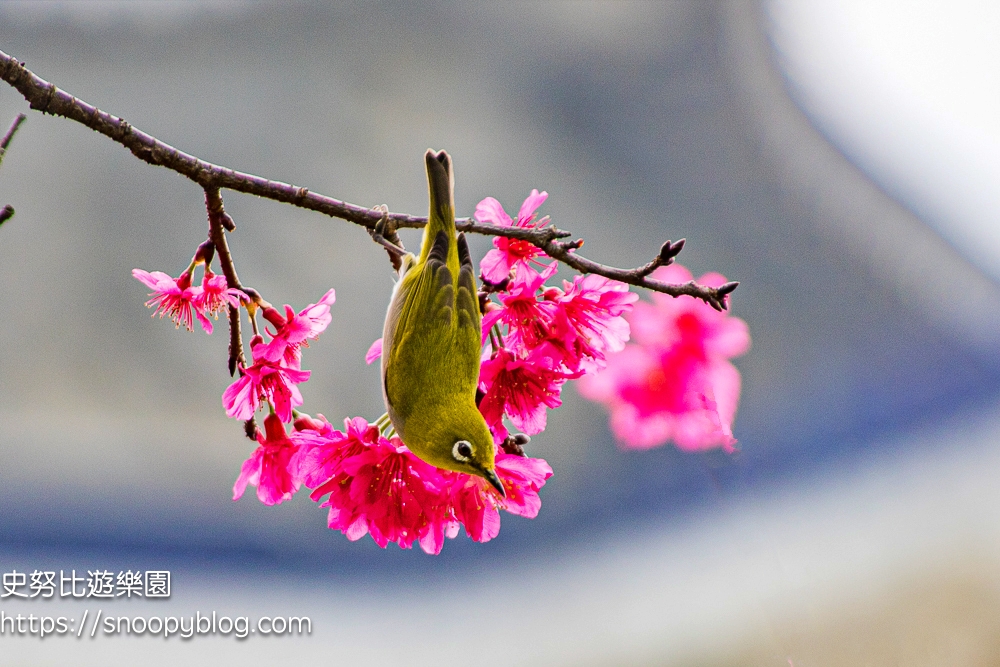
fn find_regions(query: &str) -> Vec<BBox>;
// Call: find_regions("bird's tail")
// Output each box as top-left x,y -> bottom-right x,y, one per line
420,149 -> 457,266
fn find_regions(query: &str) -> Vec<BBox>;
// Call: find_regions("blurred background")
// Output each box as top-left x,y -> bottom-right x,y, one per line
2,1 -> 1000,664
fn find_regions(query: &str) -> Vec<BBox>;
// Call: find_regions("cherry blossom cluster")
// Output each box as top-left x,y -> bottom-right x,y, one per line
257,413 -> 553,554
221,291 -> 336,423
231,274 -> 556,553
132,242 -> 242,334
132,189 -> 748,555
471,190 -> 640,442
471,191 -> 750,453
132,198 -> 562,554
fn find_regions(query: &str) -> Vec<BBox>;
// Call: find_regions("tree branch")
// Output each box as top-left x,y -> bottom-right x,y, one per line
204,187 -> 245,376
0,49 -> 738,308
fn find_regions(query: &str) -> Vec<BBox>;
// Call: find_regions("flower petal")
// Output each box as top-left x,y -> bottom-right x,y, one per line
516,189 -> 548,224
474,197 -> 513,227
365,338 -> 383,365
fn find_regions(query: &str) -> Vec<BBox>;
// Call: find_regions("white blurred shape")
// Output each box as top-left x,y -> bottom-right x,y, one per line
768,1 -> 1000,279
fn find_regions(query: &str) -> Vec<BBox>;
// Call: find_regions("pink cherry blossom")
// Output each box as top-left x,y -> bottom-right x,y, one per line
447,473 -> 503,543
292,416 -> 379,489
479,343 -> 575,436
292,412 -> 337,436
312,434 -> 452,554
222,337 -> 311,423
447,452 -> 553,542
192,268 -> 243,332
494,452 -> 554,518
485,418 -> 510,446
475,190 -> 551,284
630,266 -> 749,358
548,274 -> 638,372
233,413 -> 302,505
133,268 -> 210,332
578,264 -> 749,452
303,420 -> 380,543
255,289 -> 336,366
481,262 -> 559,352
295,416 -> 554,552
479,261 -> 636,376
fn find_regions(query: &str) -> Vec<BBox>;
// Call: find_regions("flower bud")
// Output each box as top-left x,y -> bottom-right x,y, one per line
194,239 -> 216,266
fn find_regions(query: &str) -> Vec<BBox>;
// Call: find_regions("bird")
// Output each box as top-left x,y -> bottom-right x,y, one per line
379,149 -> 504,496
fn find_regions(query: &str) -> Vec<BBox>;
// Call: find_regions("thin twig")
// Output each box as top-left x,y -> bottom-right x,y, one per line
0,113 -> 26,224
0,112 -> 26,158
0,49 -> 738,308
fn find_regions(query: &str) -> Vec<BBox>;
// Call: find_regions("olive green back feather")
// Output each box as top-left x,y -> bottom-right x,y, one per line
380,151 -> 486,465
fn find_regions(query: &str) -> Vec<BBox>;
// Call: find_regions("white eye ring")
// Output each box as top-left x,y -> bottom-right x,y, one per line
453,440 -> 473,462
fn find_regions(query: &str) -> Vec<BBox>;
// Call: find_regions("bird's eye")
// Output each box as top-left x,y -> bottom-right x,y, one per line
452,440 -> 473,462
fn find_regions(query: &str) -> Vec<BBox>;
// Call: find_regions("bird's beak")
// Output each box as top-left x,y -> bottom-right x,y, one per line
483,468 -> 506,498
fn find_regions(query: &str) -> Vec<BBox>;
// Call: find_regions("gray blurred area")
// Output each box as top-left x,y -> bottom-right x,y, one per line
2,1 -> 1000,664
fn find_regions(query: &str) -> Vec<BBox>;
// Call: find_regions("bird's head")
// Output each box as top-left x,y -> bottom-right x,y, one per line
406,406 -> 504,498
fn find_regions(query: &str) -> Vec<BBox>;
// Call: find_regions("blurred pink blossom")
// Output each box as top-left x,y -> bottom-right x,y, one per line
578,264 -> 749,451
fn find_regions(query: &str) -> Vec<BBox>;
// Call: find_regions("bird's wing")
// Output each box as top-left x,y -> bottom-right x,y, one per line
380,251 -> 415,424
453,232 -> 482,388
383,231 -> 457,421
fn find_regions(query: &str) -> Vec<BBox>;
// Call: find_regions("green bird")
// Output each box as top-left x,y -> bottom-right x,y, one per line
380,149 -> 504,496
